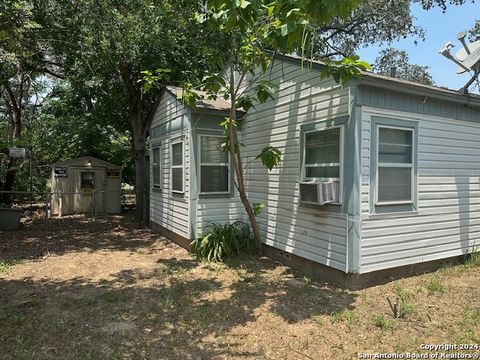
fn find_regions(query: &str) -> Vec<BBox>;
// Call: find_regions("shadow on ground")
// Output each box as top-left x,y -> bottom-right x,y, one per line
0,213 -> 357,359
0,210 -> 165,261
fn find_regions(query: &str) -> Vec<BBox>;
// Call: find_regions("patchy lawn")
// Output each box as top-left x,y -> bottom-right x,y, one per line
0,213 -> 479,359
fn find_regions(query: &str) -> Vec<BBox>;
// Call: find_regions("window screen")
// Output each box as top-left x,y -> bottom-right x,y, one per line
304,127 -> 341,180
377,127 -> 413,203
171,142 -> 183,193
200,136 -> 229,193
152,146 -> 161,189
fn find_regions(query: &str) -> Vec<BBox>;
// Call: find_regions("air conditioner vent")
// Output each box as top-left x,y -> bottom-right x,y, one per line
299,181 -> 339,205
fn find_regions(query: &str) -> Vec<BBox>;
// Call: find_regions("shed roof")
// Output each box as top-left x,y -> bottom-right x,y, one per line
166,86 -> 245,116
275,53 -> 480,110
51,156 -> 121,169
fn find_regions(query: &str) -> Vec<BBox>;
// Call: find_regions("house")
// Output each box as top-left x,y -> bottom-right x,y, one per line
51,156 -> 122,216
148,54 -> 480,288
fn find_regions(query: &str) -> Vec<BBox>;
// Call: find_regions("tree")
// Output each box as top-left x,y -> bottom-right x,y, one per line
33,84 -> 135,183
373,48 -> 434,86
176,0 -> 369,251
418,0 -> 474,11
312,0 -> 424,58
0,0 -> 52,199
49,0 -> 226,222
470,19 -> 480,41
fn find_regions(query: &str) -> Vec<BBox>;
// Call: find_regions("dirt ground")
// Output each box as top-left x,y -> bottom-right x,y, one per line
0,212 -> 479,360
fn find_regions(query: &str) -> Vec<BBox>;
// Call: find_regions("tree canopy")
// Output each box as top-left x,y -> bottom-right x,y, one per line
373,48 -> 434,86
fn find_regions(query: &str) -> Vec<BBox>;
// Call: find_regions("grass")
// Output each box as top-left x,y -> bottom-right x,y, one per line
103,291 -> 122,303
161,263 -> 192,276
457,306 -> 480,342
393,284 -> 417,318
465,250 -> 480,268
2,212 -> 480,359
0,260 -> 20,273
331,309 -> 358,330
426,277 -> 445,295
460,306 -> 480,327
373,314 -> 395,330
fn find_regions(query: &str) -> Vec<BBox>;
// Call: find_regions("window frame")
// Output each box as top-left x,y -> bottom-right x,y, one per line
170,139 -> 184,194
301,124 -> 344,205
198,134 -> 230,195
370,115 -> 419,214
80,171 -> 95,190
375,125 -> 414,206
151,143 -> 161,190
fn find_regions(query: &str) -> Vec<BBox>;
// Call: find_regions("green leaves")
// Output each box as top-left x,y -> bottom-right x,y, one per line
178,84 -> 203,108
256,146 -> 281,171
202,72 -> 227,95
320,56 -> 372,85
252,203 -> 265,216
140,68 -> 171,93
190,221 -> 256,262
256,80 -> 277,103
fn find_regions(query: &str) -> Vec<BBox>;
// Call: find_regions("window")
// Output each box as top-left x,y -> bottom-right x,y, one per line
376,126 -> 414,204
304,127 -> 342,181
81,171 -> 94,189
171,140 -> 184,193
152,145 -> 161,189
199,135 -> 229,194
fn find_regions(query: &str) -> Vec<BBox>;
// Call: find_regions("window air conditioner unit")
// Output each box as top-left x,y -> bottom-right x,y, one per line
299,181 -> 339,205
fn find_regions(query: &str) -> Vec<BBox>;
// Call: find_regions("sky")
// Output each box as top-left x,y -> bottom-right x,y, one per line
356,2 -> 480,90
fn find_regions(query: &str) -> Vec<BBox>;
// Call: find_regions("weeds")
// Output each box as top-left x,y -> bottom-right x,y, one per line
389,284 -> 417,318
426,276 -> 445,294
457,306 -> 480,342
0,259 -> 20,273
331,309 -> 358,330
161,263 -> 192,276
103,291 -> 122,303
460,306 -> 480,327
465,250 -> 480,268
373,314 -> 394,330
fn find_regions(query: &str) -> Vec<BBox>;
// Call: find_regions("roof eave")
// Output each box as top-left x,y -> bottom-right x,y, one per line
358,74 -> 480,110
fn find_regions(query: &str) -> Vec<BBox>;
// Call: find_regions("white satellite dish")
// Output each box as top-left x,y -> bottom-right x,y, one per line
439,30 -> 480,94
455,40 -> 480,74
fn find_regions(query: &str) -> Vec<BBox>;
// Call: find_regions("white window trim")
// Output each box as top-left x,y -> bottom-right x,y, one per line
375,125 -> 415,206
170,139 -> 184,194
302,125 -> 344,204
198,134 -> 230,195
151,144 -> 161,190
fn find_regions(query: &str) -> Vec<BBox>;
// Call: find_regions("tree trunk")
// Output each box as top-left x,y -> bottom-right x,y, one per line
119,62 -> 146,222
227,64 -> 263,252
0,104 -> 22,205
132,125 -> 147,223
118,62 -> 163,224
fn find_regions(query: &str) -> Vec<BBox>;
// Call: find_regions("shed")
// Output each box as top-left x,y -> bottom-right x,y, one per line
149,56 -> 480,288
50,156 -> 122,216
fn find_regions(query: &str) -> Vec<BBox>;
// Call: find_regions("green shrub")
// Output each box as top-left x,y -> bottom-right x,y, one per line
191,221 -> 257,262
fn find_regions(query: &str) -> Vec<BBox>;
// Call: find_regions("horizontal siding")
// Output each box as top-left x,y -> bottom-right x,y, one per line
241,59 -> 349,272
361,108 -> 480,273
196,197 -> 244,236
150,94 -> 190,239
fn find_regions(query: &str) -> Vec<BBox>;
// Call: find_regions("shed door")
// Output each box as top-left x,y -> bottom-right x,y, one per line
72,168 -> 106,214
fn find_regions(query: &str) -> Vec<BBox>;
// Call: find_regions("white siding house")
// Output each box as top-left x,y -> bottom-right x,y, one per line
149,54 -> 480,287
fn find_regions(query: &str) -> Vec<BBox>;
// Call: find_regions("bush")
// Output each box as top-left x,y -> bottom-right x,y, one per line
191,221 -> 257,262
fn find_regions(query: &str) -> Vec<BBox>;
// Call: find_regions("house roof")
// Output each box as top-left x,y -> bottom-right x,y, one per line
166,86 -> 245,116
275,53 -> 480,110
51,156 -> 121,169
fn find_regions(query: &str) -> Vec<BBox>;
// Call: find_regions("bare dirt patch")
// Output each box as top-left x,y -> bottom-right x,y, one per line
0,212 -> 479,359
